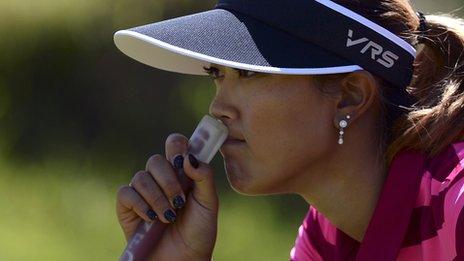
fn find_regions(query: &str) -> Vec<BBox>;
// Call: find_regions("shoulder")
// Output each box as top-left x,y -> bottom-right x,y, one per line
426,141 -> 464,184
425,141 -> 464,206
290,206 -> 360,261
416,141 -> 464,257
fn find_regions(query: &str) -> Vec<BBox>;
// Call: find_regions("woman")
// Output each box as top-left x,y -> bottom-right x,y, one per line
113,0 -> 464,260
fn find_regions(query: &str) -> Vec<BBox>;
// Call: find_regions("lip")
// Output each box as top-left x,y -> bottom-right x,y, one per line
222,139 -> 246,146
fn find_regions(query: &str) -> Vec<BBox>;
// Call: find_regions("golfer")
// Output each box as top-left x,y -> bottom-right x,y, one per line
113,0 -> 464,260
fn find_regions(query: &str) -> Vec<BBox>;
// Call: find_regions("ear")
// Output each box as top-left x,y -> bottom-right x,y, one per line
333,71 -> 378,128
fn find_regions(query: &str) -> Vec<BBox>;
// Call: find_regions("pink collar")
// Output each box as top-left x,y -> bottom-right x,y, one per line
356,148 -> 425,260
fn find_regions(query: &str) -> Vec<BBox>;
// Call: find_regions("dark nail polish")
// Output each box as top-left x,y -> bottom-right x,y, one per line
173,195 -> 185,209
146,209 -> 157,220
173,154 -> 184,170
164,209 -> 177,223
188,154 -> 199,169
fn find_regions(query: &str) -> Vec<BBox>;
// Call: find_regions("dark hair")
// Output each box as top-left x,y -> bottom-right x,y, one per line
315,0 -> 464,166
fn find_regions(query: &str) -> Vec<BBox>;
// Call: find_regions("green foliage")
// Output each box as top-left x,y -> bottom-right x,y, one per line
0,160 -> 305,260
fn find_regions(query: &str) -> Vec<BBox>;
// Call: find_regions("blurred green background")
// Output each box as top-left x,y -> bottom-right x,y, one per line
0,0 -> 462,260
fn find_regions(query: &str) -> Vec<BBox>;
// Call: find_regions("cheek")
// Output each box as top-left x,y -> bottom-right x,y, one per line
243,86 -> 334,189
251,100 -> 332,160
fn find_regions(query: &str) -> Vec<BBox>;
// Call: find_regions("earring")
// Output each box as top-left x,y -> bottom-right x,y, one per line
338,115 -> 351,145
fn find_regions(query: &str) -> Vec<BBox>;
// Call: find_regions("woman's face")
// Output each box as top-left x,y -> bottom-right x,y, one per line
207,64 -> 337,195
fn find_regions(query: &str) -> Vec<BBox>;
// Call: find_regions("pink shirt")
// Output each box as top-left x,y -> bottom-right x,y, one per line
290,141 -> 464,260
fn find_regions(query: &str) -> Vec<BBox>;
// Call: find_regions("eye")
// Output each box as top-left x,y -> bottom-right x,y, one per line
202,66 -> 224,80
236,69 -> 257,78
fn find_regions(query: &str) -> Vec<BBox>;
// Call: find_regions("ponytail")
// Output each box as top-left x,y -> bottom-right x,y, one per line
313,1 -> 464,166
386,14 -> 464,165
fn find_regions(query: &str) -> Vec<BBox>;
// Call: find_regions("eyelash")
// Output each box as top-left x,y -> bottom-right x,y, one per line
202,66 -> 220,79
202,66 -> 257,79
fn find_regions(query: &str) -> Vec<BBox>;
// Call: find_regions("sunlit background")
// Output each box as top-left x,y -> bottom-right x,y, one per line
0,0 -> 462,260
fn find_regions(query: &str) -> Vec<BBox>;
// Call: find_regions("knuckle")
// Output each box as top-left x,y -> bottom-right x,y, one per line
133,170 -> 148,180
132,171 -> 151,189
135,200 -> 148,212
117,185 -> 132,198
137,180 -> 151,191
165,133 -> 188,149
163,182 -> 180,196
166,133 -> 187,144
152,193 -> 168,208
146,154 -> 165,169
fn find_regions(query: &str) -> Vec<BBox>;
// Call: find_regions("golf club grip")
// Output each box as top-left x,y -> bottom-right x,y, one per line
120,168 -> 193,261
119,220 -> 168,261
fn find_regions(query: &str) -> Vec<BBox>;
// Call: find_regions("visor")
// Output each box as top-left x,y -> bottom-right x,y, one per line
114,0 -> 417,108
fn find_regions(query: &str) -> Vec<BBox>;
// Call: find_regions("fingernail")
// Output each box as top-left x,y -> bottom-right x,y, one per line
173,195 -> 185,209
146,209 -> 157,220
173,154 -> 184,170
164,209 -> 177,223
188,154 -> 199,169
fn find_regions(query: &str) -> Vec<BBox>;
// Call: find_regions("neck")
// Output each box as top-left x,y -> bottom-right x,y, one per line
294,130 -> 388,242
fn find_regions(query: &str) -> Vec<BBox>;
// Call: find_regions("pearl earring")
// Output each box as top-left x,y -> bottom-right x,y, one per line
338,115 -> 351,145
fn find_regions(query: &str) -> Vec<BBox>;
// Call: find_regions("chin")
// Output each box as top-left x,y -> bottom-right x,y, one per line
228,177 -> 254,195
225,166 -> 257,195
223,158 -> 276,195
226,169 -> 272,196
226,169 -> 247,193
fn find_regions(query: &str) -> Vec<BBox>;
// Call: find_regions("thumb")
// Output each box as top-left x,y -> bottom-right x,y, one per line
182,153 -> 218,211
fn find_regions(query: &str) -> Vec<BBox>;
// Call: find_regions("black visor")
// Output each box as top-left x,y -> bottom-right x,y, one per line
114,0 -> 417,107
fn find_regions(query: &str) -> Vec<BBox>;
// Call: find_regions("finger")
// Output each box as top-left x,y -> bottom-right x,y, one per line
164,133 -> 192,189
165,133 -> 189,169
146,154 -> 186,210
183,153 -> 218,211
131,170 -> 177,224
117,184 -> 158,223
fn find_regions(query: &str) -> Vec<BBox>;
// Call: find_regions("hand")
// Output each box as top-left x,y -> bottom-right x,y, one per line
116,133 -> 218,260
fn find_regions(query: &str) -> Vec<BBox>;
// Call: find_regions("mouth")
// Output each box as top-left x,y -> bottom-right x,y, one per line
221,137 -> 246,150
223,138 -> 245,145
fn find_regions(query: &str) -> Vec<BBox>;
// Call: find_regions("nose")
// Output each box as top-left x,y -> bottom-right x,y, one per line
208,88 -> 238,124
